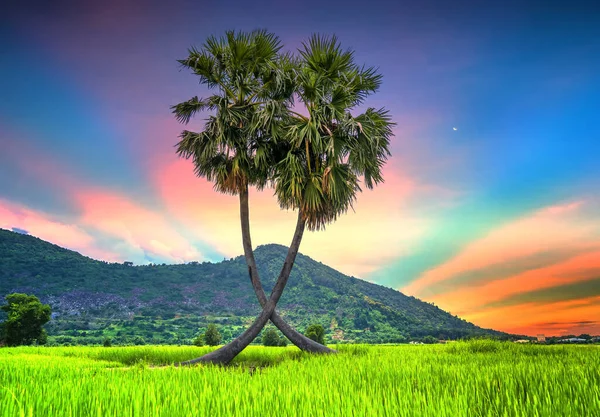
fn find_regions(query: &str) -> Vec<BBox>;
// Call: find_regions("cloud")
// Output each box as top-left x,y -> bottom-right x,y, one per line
424,249 -> 591,297
1,125 -> 208,265
484,276 -> 600,308
428,248 -> 600,317
152,156 -> 434,277
403,200 -> 599,297
0,199 -> 120,261
74,189 -> 205,264
461,296 -> 600,336
392,199 -> 600,335
540,200 -> 585,216
538,320 -> 598,327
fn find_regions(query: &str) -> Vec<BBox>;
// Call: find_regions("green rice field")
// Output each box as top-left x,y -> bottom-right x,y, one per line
1,341 -> 598,416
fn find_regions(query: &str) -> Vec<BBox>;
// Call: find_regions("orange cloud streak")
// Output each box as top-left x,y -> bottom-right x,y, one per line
462,296 -> 600,336
398,199 -> 600,335
428,249 -> 600,314
403,200 -> 599,297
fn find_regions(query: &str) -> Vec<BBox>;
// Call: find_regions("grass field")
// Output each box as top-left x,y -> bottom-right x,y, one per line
1,340 -> 598,416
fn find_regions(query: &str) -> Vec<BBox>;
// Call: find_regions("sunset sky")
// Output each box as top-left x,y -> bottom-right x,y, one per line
1,0 -> 599,336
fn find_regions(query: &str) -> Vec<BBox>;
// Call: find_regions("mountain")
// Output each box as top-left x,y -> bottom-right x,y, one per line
0,228 -> 507,345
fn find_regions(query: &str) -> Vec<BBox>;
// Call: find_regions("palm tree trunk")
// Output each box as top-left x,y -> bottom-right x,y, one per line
179,208 -> 309,365
238,187 -> 334,354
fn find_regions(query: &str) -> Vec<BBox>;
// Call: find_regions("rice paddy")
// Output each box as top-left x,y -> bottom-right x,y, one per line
1,341 -> 598,416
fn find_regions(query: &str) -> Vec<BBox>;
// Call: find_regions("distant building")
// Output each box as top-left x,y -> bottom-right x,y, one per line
536,334 -> 546,343
514,339 -> 530,344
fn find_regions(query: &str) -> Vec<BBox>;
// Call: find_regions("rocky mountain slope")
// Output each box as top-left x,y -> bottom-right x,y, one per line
0,228 -> 506,344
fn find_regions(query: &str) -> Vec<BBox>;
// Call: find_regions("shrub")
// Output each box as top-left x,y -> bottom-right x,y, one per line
103,338 -> 112,347
204,324 -> 222,346
304,324 -> 325,344
193,334 -> 204,347
262,328 -> 281,347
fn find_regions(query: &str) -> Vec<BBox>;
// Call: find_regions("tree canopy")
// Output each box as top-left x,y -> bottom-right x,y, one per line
173,32 -> 394,230
262,327 -> 282,347
204,324 -> 222,346
305,324 -> 325,345
1,293 -> 51,346
273,35 -> 393,230
173,29 -> 295,195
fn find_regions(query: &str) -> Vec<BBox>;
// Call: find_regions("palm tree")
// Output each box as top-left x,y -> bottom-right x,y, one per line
172,30 -> 331,362
274,34 -> 394,231
174,32 -> 394,365
226,34 -> 394,362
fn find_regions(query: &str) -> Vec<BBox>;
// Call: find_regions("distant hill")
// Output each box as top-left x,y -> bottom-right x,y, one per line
0,228 -> 507,345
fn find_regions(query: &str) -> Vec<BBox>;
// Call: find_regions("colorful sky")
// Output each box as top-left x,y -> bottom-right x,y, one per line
2,0 -> 599,336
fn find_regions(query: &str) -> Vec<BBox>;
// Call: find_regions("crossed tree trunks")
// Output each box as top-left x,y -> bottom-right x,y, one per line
178,191 -> 334,366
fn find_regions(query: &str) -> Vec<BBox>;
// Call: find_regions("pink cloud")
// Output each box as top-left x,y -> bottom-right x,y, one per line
397,199 -> 600,335
0,199 -> 120,261
152,157 -> 434,277
1,124 -> 211,265
539,200 -> 585,216
74,188 -> 204,263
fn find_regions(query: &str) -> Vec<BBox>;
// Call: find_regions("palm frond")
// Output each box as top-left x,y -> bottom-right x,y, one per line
171,96 -> 211,124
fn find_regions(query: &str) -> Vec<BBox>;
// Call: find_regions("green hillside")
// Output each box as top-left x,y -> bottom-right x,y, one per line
0,228 -> 506,345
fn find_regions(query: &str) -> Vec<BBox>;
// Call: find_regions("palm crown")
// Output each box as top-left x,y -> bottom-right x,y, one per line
274,35 -> 394,230
172,30 -> 294,194
172,32 -> 394,231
